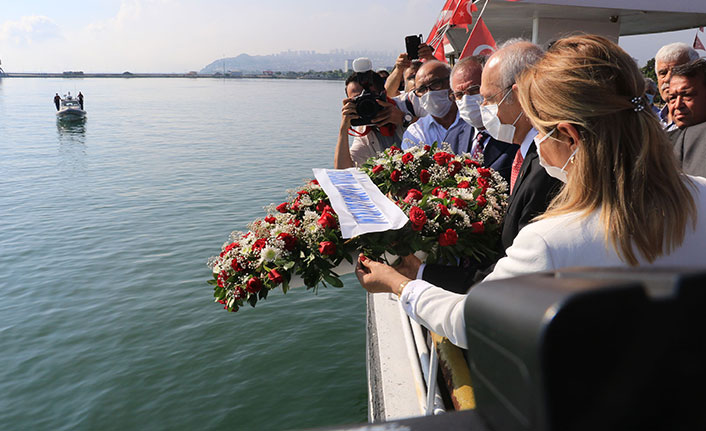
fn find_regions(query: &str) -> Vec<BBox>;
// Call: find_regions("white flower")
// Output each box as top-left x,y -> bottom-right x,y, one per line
258,245 -> 281,265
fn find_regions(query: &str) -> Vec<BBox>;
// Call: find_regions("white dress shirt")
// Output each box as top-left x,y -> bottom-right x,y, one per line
401,112 -> 469,150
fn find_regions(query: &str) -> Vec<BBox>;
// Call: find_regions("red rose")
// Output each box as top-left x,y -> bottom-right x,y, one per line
451,197 -> 467,208
246,277 -> 263,293
438,204 -> 451,217
438,190 -> 449,199
465,159 -> 481,167
390,170 -> 401,182
276,202 -> 288,213
431,187 -> 441,196
277,232 -> 297,251
420,169 -> 431,184
402,153 -> 414,164
408,206 -> 427,229
217,270 -> 228,288
389,145 -> 401,155
477,167 -> 491,177
433,152 -> 453,166
471,221 -> 485,234
264,215 -> 276,224
318,241 -> 337,256
448,160 -> 463,176
457,181 -> 470,189
310,179 -> 319,185
230,259 -> 244,272
316,200 -> 327,213
292,219 -> 301,227
476,195 -> 487,207
372,164 -> 384,174
439,229 -> 458,246
423,145 -> 431,151
252,238 -> 267,251
291,200 -> 300,212
222,242 -> 239,256
404,188 -> 423,203
297,190 -> 309,196
318,211 -> 337,229
477,177 -> 489,189
268,269 -> 284,285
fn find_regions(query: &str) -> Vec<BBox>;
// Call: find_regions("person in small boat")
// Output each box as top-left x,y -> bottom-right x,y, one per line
78,92 -> 84,110
54,93 -> 60,111
356,35 -> 706,349
334,58 -> 405,168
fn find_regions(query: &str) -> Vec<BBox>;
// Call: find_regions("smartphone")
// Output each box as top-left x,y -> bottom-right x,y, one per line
405,34 -> 422,60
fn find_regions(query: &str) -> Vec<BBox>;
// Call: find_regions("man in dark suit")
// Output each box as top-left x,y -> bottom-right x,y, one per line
409,40 -> 561,292
448,56 -> 518,183
480,40 -> 562,253
668,59 -> 706,177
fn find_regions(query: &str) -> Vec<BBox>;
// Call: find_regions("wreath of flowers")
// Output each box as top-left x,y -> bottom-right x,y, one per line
208,143 -> 509,313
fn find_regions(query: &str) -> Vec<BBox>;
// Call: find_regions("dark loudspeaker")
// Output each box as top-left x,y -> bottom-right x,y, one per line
464,267 -> 706,431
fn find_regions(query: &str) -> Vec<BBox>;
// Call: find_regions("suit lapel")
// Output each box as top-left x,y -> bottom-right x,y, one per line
483,137 -> 504,167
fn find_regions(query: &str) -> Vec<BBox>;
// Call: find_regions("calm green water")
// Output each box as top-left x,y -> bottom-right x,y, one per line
0,77 -> 367,430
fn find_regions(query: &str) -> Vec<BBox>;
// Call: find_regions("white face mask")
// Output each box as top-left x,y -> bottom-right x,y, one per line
408,92 -> 427,117
420,89 -> 453,118
480,89 -> 521,143
456,94 -> 484,129
535,128 -> 578,183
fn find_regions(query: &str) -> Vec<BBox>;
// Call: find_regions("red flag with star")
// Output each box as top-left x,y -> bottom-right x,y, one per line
426,0 -> 478,62
459,18 -> 497,59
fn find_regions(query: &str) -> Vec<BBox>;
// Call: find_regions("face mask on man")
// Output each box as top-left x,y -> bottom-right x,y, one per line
480,89 -> 522,142
456,94 -> 484,128
535,128 -> 578,183
420,89 -> 453,118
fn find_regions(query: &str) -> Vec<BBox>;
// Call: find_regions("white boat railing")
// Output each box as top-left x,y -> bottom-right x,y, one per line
397,301 -> 445,416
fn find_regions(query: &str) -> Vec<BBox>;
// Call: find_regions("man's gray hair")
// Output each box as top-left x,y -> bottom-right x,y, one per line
450,56 -> 484,86
654,42 -> 699,71
495,38 -> 544,90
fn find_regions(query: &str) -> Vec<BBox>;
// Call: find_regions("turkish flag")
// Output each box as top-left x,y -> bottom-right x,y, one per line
427,0 -> 478,62
459,18 -> 497,59
695,34 -> 705,51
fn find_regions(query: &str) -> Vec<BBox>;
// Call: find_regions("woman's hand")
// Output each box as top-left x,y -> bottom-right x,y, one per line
355,254 -> 411,295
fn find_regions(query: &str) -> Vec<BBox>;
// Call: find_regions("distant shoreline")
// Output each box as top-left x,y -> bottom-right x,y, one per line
1,72 -> 347,80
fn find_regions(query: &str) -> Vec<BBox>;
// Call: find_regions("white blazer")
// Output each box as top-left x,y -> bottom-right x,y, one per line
400,175 -> 706,348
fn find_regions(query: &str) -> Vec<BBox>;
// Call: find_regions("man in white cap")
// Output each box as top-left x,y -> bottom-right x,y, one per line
334,58 -> 406,168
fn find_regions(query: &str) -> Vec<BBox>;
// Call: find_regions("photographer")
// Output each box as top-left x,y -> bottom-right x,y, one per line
334,59 -> 406,169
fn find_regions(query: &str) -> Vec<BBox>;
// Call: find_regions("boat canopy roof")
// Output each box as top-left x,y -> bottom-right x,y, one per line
479,0 -> 706,41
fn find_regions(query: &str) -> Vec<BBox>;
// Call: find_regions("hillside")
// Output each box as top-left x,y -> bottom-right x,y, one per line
200,50 -> 397,74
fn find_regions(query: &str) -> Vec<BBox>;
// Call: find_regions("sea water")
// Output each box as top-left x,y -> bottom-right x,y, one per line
0,77 -> 367,430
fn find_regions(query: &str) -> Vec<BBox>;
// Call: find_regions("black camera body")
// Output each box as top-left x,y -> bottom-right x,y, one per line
351,90 -> 383,126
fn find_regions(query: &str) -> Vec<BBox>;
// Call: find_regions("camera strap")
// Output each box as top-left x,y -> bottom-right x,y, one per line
348,126 -> 371,137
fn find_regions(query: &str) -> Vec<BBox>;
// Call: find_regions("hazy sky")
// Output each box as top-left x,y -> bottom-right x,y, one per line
0,0 -> 703,73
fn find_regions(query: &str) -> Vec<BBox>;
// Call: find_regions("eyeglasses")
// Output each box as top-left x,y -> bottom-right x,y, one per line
481,86 -> 512,105
452,85 -> 480,100
413,76 -> 450,97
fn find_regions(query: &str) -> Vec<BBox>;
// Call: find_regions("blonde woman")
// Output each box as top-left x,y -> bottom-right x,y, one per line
356,35 -> 706,348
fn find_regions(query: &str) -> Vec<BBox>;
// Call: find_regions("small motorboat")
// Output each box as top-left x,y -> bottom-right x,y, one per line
56,93 -> 86,120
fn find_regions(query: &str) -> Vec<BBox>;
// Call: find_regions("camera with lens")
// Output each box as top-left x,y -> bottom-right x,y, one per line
351,90 -> 384,126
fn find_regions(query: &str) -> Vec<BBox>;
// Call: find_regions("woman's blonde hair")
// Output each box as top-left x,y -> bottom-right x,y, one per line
517,34 -> 696,265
